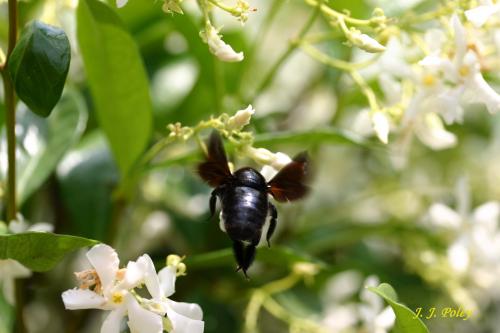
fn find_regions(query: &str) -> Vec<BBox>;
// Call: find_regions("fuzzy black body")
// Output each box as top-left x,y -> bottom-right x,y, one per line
220,168 -> 269,244
198,132 -> 309,278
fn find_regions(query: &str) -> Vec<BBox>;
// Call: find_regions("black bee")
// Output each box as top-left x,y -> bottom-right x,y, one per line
197,132 -> 309,278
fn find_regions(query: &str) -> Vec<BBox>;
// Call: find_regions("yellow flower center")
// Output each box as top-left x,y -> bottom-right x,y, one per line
112,291 -> 125,304
422,74 -> 436,87
459,65 -> 470,77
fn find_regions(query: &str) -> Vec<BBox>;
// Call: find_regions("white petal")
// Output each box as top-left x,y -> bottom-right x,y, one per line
451,15 -> 467,63
375,306 -> 396,329
371,112 -> 390,144
137,255 -> 162,300
1,259 -> 31,279
227,105 -> 255,130
415,113 -> 457,150
424,29 -> 446,52
465,5 -> 498,27
166,299 -> 203,320
466,72 -> 500,114
167,307 -> 204,333
116,0 -> 128,8
86,244 -> 119,294
126,295 -> 163,333
427,203 -> 462,229
378,74 -> 401,105
28,223 -> 54,232
360,276 -> 383,312
61,289 -> 106,310
101,306 -> 127,333
271,152 -> 292,170
472,201 -> 500,233
158,266 -> 177,298
260,165 -> 278,181
202,27 -> 244,62
353,33 -> 386,53
123,260 -> 145,290
447,238 -> 470,273
435,91 -> 464,125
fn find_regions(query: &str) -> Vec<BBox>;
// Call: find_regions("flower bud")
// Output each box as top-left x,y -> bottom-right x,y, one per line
163,0 -> 184,14
200,25 -> 244,62
347,29 -> 386,53
227,105 -> 255,131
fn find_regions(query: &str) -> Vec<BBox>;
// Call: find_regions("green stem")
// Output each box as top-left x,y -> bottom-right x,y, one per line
2,1 -> 24,331
248,0 -> 322,102
2,0 -> 17,224
238,0 -> 284,98
2,72 -> 16,223
207,0 -> 239,15
303,0 -> 372,26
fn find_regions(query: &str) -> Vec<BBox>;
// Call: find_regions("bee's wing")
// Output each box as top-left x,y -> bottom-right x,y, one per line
197,131 -> 232,187
267,152 -> 309,202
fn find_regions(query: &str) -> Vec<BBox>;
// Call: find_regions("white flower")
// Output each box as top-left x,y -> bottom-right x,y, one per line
140,264 -> 204,333
227,105 -> 255,131
200,25 -> 244,62
322,272 -> 395,333
419,15 -> 500,116
62,245 -> 162,333
359,276 -> 396,333
371,111 -> 390,144
244,146 -> 292,180
62,245 -> 203,333
465,1 -> 500,27
425,179 -> 500,297
0,260 -> 31,304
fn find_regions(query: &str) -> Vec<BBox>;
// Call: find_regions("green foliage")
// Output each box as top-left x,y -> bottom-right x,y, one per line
368,283 -> 429,333
16,89 -> 88,204
0,292 -> 12,333
57,132 -> 118,240
254,128 -> 369,147
77,0 -> 152,177
8,21 -> 70,117
0,232 -> 97,272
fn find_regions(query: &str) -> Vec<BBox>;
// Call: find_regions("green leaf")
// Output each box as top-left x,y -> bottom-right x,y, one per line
16,89 -> 88,204
0,293 -> 12,333
254,128 -> 370,147
57,132 -> 118,240
368,283 -> 429,333
77,0 -> 152,177
0,232 -> 98,272
8,20 -> 70,117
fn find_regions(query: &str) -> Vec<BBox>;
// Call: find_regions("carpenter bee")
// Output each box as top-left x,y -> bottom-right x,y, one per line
197,131 -> 309,278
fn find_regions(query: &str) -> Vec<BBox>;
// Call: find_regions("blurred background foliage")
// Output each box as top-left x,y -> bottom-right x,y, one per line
1,0 -> 500,332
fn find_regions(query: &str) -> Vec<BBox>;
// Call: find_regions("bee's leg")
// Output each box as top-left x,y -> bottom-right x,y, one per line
233,241 -> 256,280
209,188 -> 221,218
266,203 -> 278,247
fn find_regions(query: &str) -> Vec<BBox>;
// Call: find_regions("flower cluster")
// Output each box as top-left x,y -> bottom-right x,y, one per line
343,6 -> 500,166
322,273 -> 395,333
418,179 -> 500,309
166,105 -> 293,180
62,244 -> 204,333
116,0 -> 253,63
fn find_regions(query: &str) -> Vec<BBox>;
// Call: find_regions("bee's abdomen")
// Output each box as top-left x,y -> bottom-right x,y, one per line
221,186 -> 268,243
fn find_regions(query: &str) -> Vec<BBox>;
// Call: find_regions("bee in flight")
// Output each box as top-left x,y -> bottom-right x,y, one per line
197,132 -> 309,278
